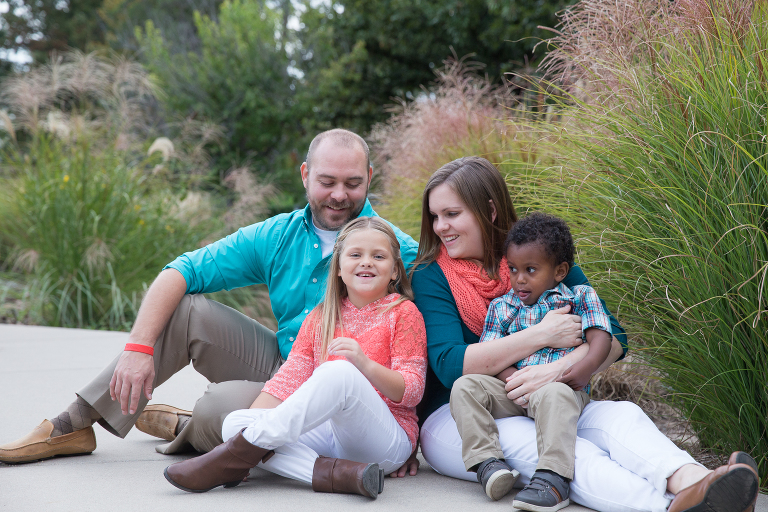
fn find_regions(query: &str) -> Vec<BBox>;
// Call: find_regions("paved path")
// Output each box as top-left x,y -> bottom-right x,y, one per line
0,324 -> 765,512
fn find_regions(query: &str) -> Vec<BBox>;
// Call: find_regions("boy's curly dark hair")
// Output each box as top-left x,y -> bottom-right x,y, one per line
504,212 -> 575,267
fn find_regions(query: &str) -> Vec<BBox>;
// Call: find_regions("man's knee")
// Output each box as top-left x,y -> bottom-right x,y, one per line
193,380 -> 265,419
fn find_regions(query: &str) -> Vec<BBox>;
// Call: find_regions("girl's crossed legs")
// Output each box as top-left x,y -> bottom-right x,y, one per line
421,400 -> 701,512
222,359 -> 413,484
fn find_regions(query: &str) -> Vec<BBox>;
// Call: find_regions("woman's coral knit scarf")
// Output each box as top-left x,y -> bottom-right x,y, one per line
435,245 -> 511,336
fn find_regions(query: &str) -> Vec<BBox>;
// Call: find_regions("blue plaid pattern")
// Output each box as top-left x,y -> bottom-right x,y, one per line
480,283 -> 612,392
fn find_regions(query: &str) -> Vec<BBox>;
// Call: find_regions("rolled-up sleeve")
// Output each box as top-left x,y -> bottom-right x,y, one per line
164,220 -> 275,294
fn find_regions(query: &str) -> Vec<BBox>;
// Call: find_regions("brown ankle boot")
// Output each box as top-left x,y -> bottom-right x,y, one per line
164,429 -> 274,493
311,457 -> 384,499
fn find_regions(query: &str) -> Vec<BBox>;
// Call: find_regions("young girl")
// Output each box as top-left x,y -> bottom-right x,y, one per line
163,216 -> 427,499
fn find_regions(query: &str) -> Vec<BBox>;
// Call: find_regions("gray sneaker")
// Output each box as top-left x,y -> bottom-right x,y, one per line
476,458 -> 520,501
512,470 -> 570,512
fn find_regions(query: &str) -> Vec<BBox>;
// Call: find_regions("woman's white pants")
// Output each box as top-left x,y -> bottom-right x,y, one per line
421,401 -> 701,512
222,360 -> 413,485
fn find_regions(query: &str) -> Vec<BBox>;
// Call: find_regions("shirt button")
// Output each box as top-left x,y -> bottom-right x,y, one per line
314,244 -> 319,248
289,337 -> 294,342
304,309 -> 309,314
312,278 -> 317,283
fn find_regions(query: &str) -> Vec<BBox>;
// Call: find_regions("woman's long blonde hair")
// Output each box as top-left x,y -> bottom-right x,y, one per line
319,216 -> 413,361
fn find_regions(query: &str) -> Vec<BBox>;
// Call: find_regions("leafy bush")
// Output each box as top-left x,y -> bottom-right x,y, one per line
0,51 -> 215,329
0,134 -> 204,329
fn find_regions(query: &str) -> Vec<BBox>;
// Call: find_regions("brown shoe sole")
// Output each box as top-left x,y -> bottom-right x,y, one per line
682,466 -> 758,512
163,467 -> 244,493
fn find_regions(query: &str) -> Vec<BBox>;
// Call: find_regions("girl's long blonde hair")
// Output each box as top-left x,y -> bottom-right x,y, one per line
319,216 -> 413,361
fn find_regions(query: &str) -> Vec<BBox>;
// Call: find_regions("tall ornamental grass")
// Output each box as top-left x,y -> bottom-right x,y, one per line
0,52 -> 216,329
541,0 -> 768,482
0,134 -> 201,329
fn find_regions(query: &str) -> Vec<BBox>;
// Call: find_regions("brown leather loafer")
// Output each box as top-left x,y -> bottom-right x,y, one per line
668,459 -> 758,512
135,404 -> 191,441
0,420 -> 96,464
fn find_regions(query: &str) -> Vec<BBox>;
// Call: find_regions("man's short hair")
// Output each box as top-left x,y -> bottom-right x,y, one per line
505,212 -> 575,267
305,129 -> 370,173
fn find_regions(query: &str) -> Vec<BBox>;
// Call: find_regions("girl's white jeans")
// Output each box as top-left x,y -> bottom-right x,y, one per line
421,401 -> 701,512
222,360 -> 413,485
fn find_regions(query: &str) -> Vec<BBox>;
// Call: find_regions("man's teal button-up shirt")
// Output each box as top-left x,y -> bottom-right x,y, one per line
164,200 -> 419,360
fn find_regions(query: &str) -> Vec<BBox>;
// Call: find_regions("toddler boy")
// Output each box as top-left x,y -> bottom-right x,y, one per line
450,212 -> 613,511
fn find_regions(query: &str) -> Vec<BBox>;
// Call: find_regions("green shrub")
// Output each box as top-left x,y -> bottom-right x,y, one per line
0,133 -> 205,329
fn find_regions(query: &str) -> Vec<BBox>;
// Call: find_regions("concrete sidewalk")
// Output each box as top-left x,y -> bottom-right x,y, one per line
0,324 -> 765,512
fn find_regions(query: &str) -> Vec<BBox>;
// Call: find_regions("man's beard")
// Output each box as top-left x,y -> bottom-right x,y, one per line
309,197 -> 366,231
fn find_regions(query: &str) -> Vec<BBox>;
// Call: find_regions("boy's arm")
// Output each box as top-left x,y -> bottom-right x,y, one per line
496,366 -> 518,382
557,327 -> 612,390
557,286 -> 614,390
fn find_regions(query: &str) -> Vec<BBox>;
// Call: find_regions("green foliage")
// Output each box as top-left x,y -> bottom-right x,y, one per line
0,133 -> 207,329
0,0 -> 107,64
137,2 -> 294,161
100,0 -> 222,54
536,4 -> 768,483
298,0 -> 570,133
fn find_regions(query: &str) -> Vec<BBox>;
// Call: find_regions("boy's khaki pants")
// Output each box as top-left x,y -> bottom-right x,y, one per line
450,375 -> 589,480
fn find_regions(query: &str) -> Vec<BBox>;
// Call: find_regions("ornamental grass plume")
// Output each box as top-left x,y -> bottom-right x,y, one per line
532,0 -> 768,485
371,58 -> 534,236
0,51 -> 222,329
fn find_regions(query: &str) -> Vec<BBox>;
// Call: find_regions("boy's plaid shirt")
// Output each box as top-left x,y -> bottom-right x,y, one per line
480,283 -> 612,392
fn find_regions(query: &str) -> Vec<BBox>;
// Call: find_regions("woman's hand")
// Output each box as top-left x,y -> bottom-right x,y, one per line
328,336 -> 369,369
534,306 -> 583,349
504,359 -> 567,406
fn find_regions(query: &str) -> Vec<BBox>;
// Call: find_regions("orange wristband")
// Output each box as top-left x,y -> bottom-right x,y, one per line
124,343 -> 154,356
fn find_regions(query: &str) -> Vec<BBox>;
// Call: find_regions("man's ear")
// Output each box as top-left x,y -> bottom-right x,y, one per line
367,165 -> 373,187
301,162 -> 309,188
554,261 -> 570,283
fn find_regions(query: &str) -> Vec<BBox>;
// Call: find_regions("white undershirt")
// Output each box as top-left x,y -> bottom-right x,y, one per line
312,221 -> 338,259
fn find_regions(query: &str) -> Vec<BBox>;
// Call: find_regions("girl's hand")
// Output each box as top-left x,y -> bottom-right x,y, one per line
534,306 -> 583,349
328,336 -> 369,370
504,360 -> 566,407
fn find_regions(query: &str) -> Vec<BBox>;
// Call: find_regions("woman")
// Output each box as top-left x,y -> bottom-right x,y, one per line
410,156 -> 759,512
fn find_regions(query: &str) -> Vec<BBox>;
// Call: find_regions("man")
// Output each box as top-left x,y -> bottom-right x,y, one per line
0,128 -> 419,465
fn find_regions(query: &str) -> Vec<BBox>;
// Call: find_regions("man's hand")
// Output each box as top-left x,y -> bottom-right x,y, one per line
390,447 -> 420,477
109,351 -> 155,415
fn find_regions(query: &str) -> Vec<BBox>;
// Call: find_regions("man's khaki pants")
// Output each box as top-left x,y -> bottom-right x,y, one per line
78,294 -> 283,453
449,375 -> 589,480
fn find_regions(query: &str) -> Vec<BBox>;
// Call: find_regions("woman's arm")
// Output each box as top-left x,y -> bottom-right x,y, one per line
504,336 -> 623,404
463,306 -> 584,375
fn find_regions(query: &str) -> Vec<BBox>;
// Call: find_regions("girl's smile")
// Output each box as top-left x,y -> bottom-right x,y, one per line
338,228 -> 398,308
